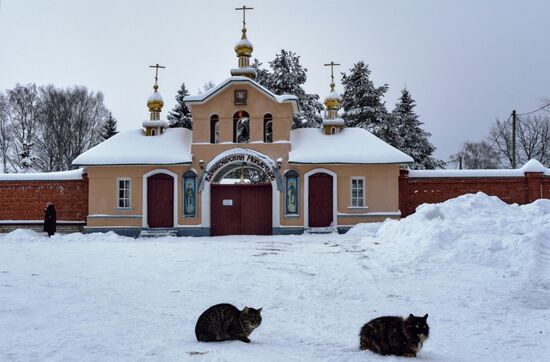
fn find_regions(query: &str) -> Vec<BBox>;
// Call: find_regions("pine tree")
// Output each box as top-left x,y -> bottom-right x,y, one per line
168,83 -> 192,129
251,58 -> 271,88
391,88 -> 444,169
341,61 -> 391,138
265,50 -> 323,128
100,111 -> 118,141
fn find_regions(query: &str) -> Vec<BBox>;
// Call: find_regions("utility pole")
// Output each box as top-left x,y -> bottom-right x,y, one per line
512,110 -> 516,169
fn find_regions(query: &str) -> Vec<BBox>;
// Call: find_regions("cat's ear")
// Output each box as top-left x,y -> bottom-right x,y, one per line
423,314 -> 428,320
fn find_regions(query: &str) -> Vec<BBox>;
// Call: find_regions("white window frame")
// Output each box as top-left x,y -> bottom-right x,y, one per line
350,176 -> 365,208
116,177 -> 131,209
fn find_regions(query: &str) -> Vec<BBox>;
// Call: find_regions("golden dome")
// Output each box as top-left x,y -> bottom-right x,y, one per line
147,85 -> 164,112
324,82 -> 342,110
235,28 -> 253,57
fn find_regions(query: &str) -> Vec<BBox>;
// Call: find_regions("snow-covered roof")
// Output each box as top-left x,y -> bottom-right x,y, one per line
184,76 -> 299,114
0,168 -> 85,181
322,118 -> 345,126
409,159 -> 550,178
288,128 -> 414,164
72,128 -> 192,166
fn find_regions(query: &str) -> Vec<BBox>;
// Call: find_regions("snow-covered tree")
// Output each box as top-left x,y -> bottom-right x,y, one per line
168,83 -> 192,129
251,58 -> 271,88
18,141 -> 36,173
265,50 -> 323,128
100,111 -> 118,140
391,88 -> 444,169
0,93 -> 12,172
452,141 -> 501,169
341,61 -> 391,138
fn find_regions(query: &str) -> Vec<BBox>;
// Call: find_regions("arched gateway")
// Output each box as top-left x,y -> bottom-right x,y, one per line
200,149 -> 282,236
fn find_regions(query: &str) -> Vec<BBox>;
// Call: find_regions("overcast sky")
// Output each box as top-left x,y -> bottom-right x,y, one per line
1,0 -> 549,162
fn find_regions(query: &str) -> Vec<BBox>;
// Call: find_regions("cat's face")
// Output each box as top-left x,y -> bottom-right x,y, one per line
242,307 -> 262,328
407,314 -> 429,340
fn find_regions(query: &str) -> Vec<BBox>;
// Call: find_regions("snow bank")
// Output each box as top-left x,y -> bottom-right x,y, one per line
0,168 -> 84,181
410,159 -> 549,177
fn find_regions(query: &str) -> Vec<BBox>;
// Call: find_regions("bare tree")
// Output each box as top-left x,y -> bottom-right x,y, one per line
453,141 -> 502,169
0,93 -> 13,172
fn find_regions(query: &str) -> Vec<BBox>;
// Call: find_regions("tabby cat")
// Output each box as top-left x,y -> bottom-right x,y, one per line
359,313 -> 429,357
195,303 -> 262,343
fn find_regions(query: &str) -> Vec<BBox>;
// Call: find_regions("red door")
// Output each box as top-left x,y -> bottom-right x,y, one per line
147,173 -> 174,228
308,173 -> 333,227
211,184 -> 272,236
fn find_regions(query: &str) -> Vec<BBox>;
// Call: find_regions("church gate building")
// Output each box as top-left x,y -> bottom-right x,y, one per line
72,19 -> 413,237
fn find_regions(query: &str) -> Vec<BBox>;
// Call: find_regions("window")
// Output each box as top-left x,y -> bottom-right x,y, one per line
210,115 -> 219,144
264,114 -> 273,143
183,171 -> 197,217
350,177 -> 365,207
151,129 -> 156,136
285,170 -> 299,215
233,110 -> 250,143
117,178 -> 131,208
331,127 -> 336,135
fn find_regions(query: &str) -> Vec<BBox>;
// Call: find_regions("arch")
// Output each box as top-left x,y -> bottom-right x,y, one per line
199,148 -> 281,230
233,110 -> 250,143
263,113 -> 273,143
142,169 -> 178,228
210,114 -> 219,144
304,168 -> 337,228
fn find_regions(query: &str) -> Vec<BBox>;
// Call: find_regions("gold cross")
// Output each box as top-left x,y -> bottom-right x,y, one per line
149,63 -> 166,85
235,5 -> 254,28
324,61 -> 341,84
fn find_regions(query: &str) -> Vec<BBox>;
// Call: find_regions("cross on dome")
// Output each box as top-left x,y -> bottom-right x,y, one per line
235,5 -> 254,28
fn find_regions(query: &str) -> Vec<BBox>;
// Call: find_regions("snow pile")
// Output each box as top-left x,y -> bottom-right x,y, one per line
0,168 -> 84,181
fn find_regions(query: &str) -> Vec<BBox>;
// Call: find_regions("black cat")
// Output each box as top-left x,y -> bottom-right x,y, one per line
195,303 -> 262,343
359,314 -> 429,357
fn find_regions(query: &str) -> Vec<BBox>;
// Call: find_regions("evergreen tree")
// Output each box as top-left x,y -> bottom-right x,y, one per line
100,111 -> 118,141
168,83 -> 192,129
265,50 -> 323,128
341,61 -> 391,138
391,88 -> 444,169
251,58 -> 271,88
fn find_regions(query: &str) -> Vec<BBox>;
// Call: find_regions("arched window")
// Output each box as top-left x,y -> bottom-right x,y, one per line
331,127 -> 336,135
233,110 -> 250,143
264,113 -> 273,143
285,170 -> 299,215
183,171 -> 197,217
210,115 -> 219,144
151,129 -> 156,136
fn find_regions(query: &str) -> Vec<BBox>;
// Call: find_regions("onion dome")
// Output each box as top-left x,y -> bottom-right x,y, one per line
235,28 -> 253,57
147,84 -> 164,112
324,83 -> 342,111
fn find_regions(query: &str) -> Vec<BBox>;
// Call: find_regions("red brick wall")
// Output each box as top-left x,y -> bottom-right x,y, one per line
0,178 -> 88,221
399,170 -> 549,217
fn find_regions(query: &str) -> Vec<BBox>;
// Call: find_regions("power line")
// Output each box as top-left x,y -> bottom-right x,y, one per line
516,102 -> 550,116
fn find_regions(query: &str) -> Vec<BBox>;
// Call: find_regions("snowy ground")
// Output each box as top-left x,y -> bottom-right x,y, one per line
1,193 -> 549,362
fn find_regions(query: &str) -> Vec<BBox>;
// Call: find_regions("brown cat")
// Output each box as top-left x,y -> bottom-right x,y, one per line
359,314 -> 429,357
195,303 -> 262,343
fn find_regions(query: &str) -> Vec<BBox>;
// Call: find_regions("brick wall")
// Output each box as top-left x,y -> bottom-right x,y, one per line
399,169 -> 549,217
0,178 -> 88,222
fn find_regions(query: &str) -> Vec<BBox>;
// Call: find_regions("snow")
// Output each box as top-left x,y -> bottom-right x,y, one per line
183,76 -> 299,113
1,193 -> 548,361
147,91 -> 164,103
0,168 -> 84,181
142,120 -> 169,128
235,38 -> 253,48
324,90 -> 341,102
289,127 -> 414,164
322,117 -> 345,126
72,128 -> 192,166
410,159 -> 550,177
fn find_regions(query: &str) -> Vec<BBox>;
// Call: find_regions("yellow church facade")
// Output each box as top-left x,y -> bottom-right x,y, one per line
73,15 -> 412,237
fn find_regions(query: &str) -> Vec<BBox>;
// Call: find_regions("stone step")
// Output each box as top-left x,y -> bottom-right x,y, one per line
304,226 -> 337,234
138,229 -> 178,238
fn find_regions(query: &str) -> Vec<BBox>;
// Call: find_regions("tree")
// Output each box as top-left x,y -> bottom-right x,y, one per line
168,83 -> 192,129
341,61 -> 390,138
391,88 -> 444,169
251,58 -> 271,88
489,115 -> 550,167
100,111 -> 118,140
0,93 -> 12,172
7,84 -> 41,171
452,141 -> 501,169
265,49 -> 323,128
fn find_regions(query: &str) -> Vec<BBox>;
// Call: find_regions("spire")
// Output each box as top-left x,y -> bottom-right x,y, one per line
143,63 -> 168,136
322,61 -> 344,135
231,5 -> 256,79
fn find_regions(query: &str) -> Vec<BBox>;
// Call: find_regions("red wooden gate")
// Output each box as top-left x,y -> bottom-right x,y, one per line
147,173 -> 174,228
308,173 -> 333,227
211,184 -> 272,236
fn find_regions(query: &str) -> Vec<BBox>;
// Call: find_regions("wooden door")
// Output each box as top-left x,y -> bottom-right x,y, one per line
308,173 -> 333,227
147,173 -> 174,228
211,184 -> 272,236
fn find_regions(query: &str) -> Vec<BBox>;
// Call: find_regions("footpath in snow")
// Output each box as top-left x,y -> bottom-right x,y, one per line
0,192 -> 549,361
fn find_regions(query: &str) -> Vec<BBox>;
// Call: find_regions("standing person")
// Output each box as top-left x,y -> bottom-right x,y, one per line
43,202 -> 56,237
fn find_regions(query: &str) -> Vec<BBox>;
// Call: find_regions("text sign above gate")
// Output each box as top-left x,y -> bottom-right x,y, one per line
205,153 -> 276,182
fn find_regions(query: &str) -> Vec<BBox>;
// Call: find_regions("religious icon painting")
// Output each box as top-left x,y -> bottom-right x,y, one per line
285,172 -> 299,215
183,172 -> 196,217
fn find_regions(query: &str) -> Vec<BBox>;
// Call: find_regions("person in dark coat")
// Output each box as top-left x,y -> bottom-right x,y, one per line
43,202 -> 56,237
